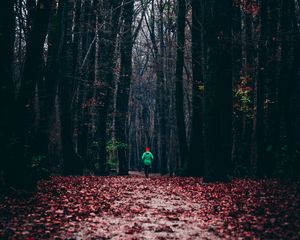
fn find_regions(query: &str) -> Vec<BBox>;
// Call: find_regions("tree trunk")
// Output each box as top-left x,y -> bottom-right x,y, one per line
25,0 -> 36,40
35,0 -> 63,169
158,0 -> 167,175
0,0 -> 16,188
251,0 -> 268,177
175,0 -> 188,174
203,0 -> 233,182
189,0 -> 204,176
277,0 -> 298,176
265,0 -> 280,176
116,0 -> 134,176
95,0 -> 122,175
77,0 -> 96,165
59,0 -> 82,175
14,0 -> 52,187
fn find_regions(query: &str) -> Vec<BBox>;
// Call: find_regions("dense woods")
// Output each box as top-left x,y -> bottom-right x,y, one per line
0,0 -> 300,190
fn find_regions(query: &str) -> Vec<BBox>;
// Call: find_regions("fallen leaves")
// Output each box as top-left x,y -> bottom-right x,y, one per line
0,176 -> 299,239
155,225 -> 174,233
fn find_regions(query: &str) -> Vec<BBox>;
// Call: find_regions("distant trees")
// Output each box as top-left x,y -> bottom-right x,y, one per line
130,0 -> 300,180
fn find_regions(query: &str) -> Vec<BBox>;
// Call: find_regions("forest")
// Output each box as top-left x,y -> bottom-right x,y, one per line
0,0 -> 300,239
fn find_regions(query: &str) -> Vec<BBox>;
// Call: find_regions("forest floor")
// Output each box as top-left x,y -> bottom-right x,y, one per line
0,174 -> 300,239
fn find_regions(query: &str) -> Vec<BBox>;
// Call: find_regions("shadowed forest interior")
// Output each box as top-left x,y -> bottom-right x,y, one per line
0,0 -> 300,186
1,0 -> 300,239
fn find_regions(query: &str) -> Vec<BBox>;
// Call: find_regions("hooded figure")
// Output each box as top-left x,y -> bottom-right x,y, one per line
142,147 -> 154,177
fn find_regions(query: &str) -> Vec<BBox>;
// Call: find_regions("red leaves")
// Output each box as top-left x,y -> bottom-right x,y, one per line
155,225 -> 174,233
238,0 -> 260,15
26,237 -> 35,240
0,176 -> 299,239
125,222 -> 143,234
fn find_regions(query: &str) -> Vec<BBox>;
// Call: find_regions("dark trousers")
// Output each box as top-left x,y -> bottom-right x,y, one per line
144,164 -> 150,177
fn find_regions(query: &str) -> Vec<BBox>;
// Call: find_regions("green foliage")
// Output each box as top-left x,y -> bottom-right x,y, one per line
106,140 -> 128,152
234,76 -> 253,116
198,83 -> 205,95
107,158 -> 118,171
106,140 -> 127,171
87,140 -> 127,172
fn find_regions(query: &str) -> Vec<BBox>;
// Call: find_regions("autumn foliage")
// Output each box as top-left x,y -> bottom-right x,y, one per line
1,176 -> 299,239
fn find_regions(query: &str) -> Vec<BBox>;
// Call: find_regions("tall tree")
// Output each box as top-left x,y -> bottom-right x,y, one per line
0,0 -> 16,188
157,0 -> 168,175
25,0 -> 37,39
116,0 -> 134,175
35,0 -> 63,169
76,0 -> 96,164
189,0 -> 204,176
265,0 -> 280,176
175,0 -> 188,174
13,0 -> 52,187
203,0 -> 233,182
250,0 -> 268,176
277,0 -> 299,175
95,0 -> 122,175
58,0 -> 82,175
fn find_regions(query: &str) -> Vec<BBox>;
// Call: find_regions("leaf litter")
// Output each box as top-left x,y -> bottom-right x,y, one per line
0,175 -> 299,239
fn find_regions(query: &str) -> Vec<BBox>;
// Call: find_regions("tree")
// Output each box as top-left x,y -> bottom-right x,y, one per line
95,0 -> 122,175
0,0 -> 16,188
116,0 -> 134,175
175,0 -> 188,174
75,0 -> 97,166
35,0 -> 63,169
277,0 -> 299,176
203,0 -> 233,182
265,0 -> 280,176
189,0 -> 204,176
250,0 -> 268,176
58,0 -> 83,175
13,0 -> 52,187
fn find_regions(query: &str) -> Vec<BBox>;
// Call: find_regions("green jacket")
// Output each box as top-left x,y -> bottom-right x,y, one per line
142,151 -> 154,165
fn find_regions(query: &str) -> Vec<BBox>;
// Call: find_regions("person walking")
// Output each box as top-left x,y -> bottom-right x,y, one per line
142,147 -> 154,178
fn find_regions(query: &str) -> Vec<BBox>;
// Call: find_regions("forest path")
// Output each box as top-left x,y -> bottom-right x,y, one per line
0,175 -> 218,239
1,176 -> 300,239
73,175 -> 218,239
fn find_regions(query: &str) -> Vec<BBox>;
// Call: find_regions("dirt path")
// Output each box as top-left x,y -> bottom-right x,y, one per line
73,177 -> 218,239
0,175 -> 218,240
1,175 -> 299,239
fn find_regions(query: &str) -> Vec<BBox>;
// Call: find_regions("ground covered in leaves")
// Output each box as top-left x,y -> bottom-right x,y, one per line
1,174 -> 300,239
